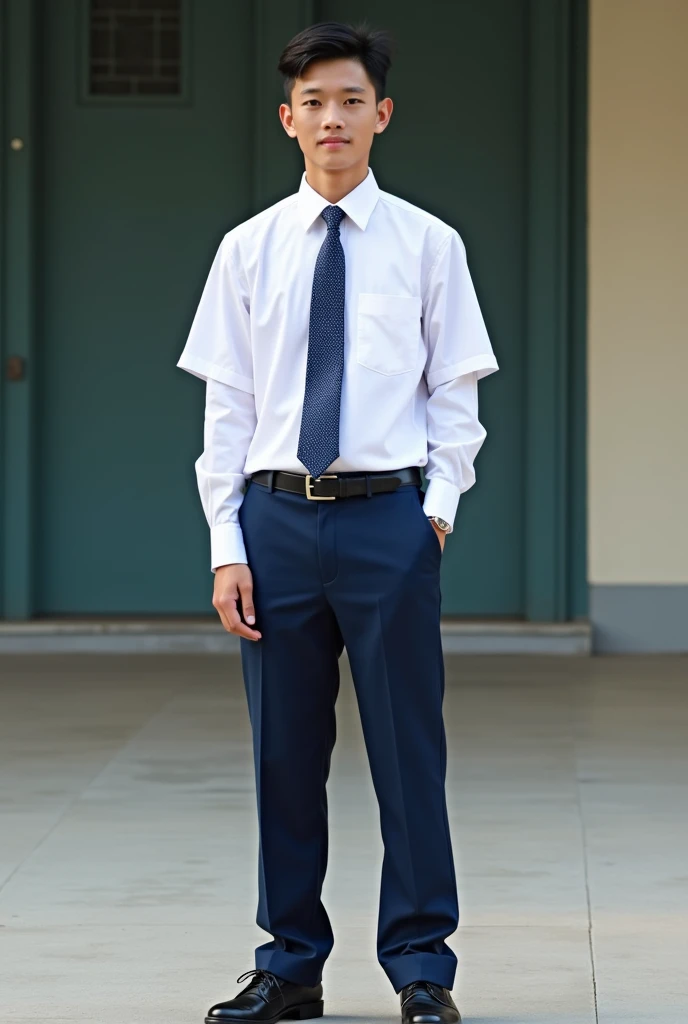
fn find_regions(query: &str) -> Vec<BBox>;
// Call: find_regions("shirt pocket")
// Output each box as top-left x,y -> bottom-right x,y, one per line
356,293 -> 422,376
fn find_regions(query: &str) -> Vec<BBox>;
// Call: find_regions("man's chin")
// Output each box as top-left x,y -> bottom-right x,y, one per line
310,147 -> 360,171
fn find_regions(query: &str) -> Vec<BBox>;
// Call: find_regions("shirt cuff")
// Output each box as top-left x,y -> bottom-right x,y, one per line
210,523 -> 248,573
177,353 -> 255,395
421,477 -> 461,533
425,353 -> 499,391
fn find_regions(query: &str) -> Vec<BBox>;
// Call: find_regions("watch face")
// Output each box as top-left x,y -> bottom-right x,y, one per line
435,518 -> 450,531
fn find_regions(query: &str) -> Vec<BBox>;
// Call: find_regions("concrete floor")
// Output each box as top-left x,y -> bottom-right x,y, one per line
0,653 -> 686,1024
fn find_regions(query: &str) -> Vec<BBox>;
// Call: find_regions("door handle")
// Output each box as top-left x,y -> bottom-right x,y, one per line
6,355 -> 27,381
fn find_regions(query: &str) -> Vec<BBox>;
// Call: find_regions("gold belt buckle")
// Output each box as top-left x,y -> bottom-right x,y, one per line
305,474 -> 338,500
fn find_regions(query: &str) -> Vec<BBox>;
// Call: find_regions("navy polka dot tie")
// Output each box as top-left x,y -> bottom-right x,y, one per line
297,205 -> 346,479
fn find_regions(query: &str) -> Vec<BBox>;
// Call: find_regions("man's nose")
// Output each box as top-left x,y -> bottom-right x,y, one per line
321,105 -> 345,129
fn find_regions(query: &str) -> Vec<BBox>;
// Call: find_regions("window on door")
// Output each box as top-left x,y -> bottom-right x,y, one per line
88,0 -> 183,97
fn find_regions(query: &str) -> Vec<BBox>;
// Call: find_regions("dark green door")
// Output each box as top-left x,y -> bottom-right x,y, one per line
37,0 -> 527,617
37,0 -> 254,614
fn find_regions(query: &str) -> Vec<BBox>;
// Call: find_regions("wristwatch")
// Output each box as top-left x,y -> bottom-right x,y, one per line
427,515 -> 451,532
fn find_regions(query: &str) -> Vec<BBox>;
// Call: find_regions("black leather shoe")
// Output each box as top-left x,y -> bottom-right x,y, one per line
400,981 -> 461,1024
205,969 -> 324,1023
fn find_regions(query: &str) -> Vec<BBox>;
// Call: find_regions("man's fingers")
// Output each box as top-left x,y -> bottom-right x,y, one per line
226,600 -> 262,640
213,595 -> 261,640
237,581 -> 256,625
214,602 -> 234,635
212,568 -> 262,640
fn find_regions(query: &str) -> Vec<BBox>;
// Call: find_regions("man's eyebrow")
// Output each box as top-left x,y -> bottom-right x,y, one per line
299,85 -> 367,95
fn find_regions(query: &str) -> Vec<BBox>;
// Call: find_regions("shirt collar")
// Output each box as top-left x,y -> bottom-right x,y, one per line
297,166 -> 380,232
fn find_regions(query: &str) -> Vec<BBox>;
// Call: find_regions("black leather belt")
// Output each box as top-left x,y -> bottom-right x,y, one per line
250,467 -> 422,500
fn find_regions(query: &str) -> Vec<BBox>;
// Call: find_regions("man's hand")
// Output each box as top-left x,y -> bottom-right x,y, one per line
212,563 -> 262,640
430,520 -> 446,552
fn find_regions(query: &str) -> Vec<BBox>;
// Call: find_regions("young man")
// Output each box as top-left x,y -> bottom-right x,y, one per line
177,21 -> 498,1024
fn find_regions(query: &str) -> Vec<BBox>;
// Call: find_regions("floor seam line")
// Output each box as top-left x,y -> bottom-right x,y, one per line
574,749 -> 600,1024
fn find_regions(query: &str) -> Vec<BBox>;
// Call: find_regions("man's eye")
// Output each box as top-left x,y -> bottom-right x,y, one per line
302,98 -> 361,107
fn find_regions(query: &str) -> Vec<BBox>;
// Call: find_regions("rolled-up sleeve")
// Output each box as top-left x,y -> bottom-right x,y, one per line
421,231 -> 499,530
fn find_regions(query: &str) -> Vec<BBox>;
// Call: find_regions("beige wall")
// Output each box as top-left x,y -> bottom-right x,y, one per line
588,0 -> 688,584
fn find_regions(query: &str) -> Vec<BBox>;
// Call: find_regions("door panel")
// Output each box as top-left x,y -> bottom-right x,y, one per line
321,0 -> 526,616
37,0 -> 253,613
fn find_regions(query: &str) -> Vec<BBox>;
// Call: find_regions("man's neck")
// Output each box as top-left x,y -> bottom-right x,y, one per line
303,159 -> 369,205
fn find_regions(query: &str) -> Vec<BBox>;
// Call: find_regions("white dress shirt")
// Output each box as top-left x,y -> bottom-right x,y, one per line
177,167 -> 499,571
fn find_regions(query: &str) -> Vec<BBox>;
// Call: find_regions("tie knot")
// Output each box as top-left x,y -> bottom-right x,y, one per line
321,205 -> 345,232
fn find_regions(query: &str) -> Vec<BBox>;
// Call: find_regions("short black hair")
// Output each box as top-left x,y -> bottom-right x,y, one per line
278,21 -> 392,104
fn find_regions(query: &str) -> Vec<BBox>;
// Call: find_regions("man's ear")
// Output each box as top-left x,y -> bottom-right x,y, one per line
279,103 -> 298,138
374,97 -> 394,135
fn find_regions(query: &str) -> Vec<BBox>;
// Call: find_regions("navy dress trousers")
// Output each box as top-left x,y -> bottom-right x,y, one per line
238,474 -> 459,993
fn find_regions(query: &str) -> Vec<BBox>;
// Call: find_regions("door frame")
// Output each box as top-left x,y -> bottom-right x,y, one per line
0,0 -> 587,621
523,0 -> 589,621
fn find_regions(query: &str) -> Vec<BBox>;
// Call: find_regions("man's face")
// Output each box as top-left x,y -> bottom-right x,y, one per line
279,57 -> 392,171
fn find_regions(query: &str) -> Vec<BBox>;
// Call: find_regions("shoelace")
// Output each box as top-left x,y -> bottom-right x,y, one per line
235,969 -> 278,1001
402,982 -> 453,1009
401,981 -> 439,1003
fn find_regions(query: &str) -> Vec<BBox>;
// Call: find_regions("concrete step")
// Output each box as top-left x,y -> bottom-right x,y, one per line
0,618 -> 592,654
